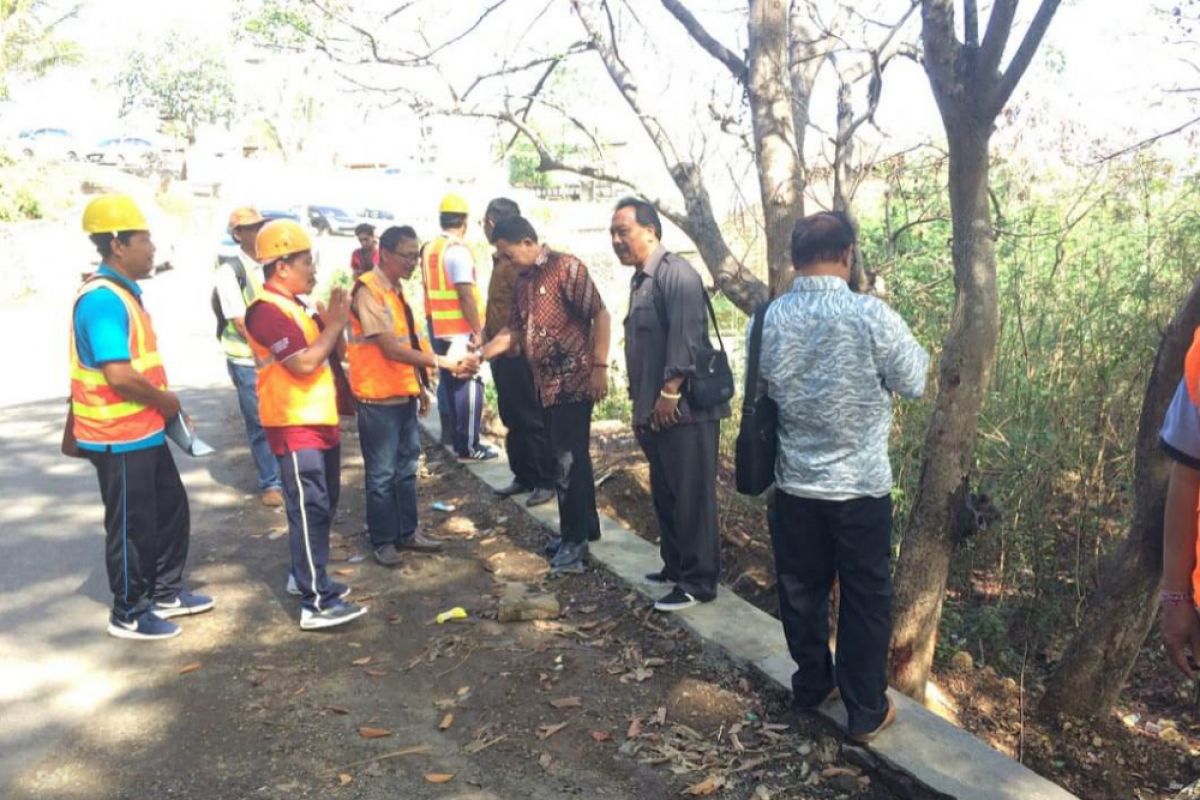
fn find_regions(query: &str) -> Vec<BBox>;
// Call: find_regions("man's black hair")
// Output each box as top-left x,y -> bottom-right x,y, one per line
379,225 -> 418,253
491,215 -> 539,245
354,222 -> 375,237
89,231 -> 137,259
484,197 -> 521,243
790,211 -> 856,269
440,212 -> 468,230
614,196 -> 662,240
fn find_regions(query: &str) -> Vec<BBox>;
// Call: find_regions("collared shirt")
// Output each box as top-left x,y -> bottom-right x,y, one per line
624,245 -> 729,428
508,247 -> 605,407
245,286 -> 341,454
351,265 -> 420,405
759,275 -> 929,500
484,251 -> 518,342
72,264 -> 165,452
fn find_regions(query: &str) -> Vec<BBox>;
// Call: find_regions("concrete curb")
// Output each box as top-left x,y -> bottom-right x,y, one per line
420,414 -> 1077,800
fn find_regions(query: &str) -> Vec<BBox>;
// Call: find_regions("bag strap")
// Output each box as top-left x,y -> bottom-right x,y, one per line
649,252 -> 726,353
742,301 -> 770,413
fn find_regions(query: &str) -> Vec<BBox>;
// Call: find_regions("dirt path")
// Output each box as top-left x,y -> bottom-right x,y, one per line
6,417 -> 894,800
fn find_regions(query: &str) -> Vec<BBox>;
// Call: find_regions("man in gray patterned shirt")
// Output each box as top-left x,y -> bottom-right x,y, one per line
760,211 -> 928,742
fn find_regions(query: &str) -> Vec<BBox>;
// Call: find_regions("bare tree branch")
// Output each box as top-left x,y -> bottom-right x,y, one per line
459,42 -> 592,100
977,0 -> 1017,77
659,0 -> 748,85
1095,114 -> 1200,163
986,0 -> 1062,116
963,0 -> 979,47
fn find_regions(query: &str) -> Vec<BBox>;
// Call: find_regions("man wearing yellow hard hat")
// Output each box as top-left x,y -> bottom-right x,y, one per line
244,218 -> 367,630
214,206 -> 283,508
420,193 -> 497,461
71,194 -> 213,641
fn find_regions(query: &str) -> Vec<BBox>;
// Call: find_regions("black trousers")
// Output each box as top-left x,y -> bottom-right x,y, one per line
89,443 -> 190,622
492,354 -> 553,490
278,445 -> 343,612
770,489 -> 893,736
545,401 -> 600,544
635,420 -> 720,600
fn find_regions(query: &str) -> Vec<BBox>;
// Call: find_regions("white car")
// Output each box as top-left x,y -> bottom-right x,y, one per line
15,128 -> 80,161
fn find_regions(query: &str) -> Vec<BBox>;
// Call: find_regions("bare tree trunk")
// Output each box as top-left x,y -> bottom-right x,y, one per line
747,0 -> 804,284
570,0 -> 768,312
888,0 -> 1060,701
1039,280 -> 1200,717
890,125 -> 999,699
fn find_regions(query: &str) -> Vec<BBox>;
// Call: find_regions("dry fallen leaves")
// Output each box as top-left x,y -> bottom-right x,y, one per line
591,730 -> 611,742
627,717 -> 643,739
424,773 -> 454,784
357,727 -> 393,739
351,656 -> 372,666
364,669 -> 388,678
337,773 -> 352,786
439,713 -> 455,731
178,663 -> 202,675
682,775 -> 727,796
549,696 -> 582,709
537,721 -> 569,739
333,568 -> 356,577
326,706 -> 351,716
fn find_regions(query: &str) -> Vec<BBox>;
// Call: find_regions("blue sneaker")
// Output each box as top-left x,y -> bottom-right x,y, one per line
286,573 -> 351,599
300,600 -> 367,631
107,611 -> 181,641
152,590 -> 215,619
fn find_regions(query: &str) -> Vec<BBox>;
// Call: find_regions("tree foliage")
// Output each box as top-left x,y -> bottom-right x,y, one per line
115,31 -> 236,142
0,0 -> 81,101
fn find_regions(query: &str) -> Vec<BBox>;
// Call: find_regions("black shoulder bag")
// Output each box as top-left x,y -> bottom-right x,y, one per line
734,302 -> 777,495
650,257 -> 734,410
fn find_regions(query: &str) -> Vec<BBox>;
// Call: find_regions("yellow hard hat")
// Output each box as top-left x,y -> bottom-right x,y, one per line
82,194 -> 149,234
255,218 -> 313,263
439,193 -> 469,215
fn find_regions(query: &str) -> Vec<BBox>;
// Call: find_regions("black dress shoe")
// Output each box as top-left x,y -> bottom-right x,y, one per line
494,480 -> 530,498
525,487 -> 555,507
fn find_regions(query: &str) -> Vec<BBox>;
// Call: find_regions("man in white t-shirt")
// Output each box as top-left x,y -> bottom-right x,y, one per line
214,207 -> 283,506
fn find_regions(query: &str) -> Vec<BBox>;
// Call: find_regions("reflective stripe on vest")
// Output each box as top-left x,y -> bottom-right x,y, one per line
347,271 -> 423,401
421,235 -> 482,338
69,279 -> 168,446
246,291 -> 338,428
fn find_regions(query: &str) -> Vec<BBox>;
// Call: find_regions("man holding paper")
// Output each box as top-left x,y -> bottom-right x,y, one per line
70,194 -> 213,641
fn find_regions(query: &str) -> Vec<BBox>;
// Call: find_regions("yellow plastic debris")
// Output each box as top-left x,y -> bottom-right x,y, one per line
436,607 -> 468,624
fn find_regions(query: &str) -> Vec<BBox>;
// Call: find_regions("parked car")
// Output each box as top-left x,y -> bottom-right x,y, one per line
357,208 -> 395,228
307,205 -> 358,236
86,136 -> 155,167
15,128 -> 80,161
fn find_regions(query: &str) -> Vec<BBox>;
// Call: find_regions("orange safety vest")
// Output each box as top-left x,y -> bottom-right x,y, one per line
69,278 -> 168,447
347,270 -> 424,401
246,290 -> 338,428
1185,327 -> 1200,603
421,235 -> 482,338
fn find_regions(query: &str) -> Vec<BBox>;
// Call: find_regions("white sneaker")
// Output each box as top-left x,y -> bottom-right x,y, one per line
286,573 -> 350,599
300,601 -> 367,631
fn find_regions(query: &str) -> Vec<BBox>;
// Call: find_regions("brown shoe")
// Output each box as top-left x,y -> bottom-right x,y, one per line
850,698 -> 896,744
260,488 -> 284,508
373,544 -> 404,566
396,531 -> 444,553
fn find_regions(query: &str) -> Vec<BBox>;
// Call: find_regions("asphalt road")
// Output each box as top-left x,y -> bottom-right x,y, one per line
0,230 -> 355,792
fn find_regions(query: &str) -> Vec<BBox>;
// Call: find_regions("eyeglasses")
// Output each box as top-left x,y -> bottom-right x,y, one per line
391,250 -> 420,261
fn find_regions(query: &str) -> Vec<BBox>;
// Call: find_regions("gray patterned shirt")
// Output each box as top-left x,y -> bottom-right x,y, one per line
759,275 -> 929,500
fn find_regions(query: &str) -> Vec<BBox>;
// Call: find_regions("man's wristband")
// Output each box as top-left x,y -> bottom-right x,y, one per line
660,389 -> 682,401
1161,590 -> 1191,607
